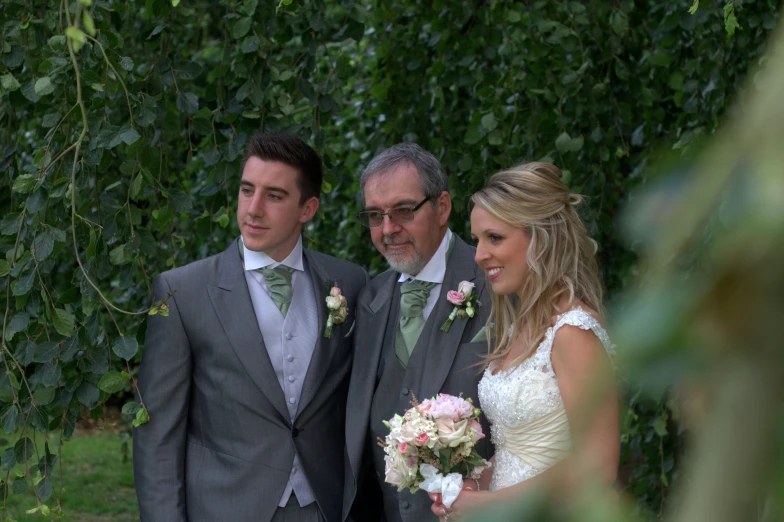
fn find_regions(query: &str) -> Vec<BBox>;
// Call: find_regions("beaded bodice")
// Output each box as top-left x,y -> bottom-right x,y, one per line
477,307 -> 613,491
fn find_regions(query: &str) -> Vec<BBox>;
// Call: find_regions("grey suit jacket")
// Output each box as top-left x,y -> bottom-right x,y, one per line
133,238 -> 368,522
342,235 -> 493,522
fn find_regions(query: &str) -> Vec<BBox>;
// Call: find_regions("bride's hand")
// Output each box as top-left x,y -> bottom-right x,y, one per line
429,485 -> 492,520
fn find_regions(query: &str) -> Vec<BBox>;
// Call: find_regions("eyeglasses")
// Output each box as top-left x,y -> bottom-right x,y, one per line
357,196 -> 432,228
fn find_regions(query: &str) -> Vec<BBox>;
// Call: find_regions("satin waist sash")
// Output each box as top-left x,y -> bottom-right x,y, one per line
497,406 -> 572,470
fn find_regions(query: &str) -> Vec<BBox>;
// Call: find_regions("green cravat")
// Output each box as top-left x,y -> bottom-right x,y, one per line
395,280 -> 437,368
259,266 -> 295,317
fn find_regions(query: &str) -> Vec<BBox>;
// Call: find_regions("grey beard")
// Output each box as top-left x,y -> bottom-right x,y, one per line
384,251 -> 425,275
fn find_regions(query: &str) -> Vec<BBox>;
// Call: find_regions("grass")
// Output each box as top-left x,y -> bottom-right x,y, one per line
0,429 -> 139,521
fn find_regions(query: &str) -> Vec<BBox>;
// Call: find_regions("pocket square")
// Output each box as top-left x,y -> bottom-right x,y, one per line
470,326 -> 487,343
343,320 -> 356,338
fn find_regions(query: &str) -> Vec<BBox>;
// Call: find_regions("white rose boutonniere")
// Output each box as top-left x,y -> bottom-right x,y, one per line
324,285 -> 348,338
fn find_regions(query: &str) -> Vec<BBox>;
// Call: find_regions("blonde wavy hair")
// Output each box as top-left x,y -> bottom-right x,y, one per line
471,162 -> 604,369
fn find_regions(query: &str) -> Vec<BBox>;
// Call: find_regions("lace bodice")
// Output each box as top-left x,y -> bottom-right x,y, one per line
477,307 -> 613,491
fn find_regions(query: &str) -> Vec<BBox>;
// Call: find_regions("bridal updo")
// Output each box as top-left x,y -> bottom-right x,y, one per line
471,162 -> 604,366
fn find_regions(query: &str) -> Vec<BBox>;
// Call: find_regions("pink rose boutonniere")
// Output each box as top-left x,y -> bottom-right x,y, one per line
440,280 -> 477,332
324,285 -> 348,338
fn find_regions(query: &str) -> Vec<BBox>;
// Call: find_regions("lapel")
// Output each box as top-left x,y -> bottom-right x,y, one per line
207,239 -> 290,424
418,236 -> 486,401
347,269 -> 397,476
296,249 -> 337,416
362,270 -> 398,384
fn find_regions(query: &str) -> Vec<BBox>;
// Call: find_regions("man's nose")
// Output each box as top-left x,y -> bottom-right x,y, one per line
247,194 -> 264,216
380,214 -> 402,236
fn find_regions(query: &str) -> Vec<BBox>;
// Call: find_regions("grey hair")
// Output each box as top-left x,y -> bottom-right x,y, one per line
359,143 -> 449,202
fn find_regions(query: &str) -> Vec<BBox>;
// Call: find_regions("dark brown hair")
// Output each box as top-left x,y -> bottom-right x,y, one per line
240,132 -> 323,203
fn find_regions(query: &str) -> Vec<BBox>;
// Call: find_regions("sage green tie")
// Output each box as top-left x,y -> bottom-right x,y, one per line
259,266 -> 295,317
395,280 -> 437,368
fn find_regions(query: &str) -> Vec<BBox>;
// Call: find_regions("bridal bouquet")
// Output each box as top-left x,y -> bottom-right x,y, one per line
380,394 -> 490,508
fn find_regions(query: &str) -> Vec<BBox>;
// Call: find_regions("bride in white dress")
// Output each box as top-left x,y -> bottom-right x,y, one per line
431,162 -> 619,520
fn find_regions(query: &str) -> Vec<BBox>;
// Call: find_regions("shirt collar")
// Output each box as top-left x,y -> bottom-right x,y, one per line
397,228 -> 453,284
242,236 -> 304,272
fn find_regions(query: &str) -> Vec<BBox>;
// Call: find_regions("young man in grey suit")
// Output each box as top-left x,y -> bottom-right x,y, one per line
134,133 -> 368,522
343,144 -> 493,522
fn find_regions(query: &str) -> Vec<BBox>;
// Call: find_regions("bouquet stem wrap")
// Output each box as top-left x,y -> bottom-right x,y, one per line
419,464 -> 464,509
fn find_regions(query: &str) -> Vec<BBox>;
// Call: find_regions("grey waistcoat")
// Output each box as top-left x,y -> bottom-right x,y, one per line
369,282 -> 440,522
249,261 -> 319,507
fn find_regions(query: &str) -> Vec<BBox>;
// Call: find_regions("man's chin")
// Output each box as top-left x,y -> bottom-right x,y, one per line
385,255 -> 424,275
241,236 -> 267,253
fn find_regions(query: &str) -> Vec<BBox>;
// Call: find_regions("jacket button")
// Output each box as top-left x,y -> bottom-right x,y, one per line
401,388 -> 409,395
401,501 -> 410,509
292,428 -> 300,438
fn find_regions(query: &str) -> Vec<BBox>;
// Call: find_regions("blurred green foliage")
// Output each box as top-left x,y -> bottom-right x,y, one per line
0,0 -> 779,516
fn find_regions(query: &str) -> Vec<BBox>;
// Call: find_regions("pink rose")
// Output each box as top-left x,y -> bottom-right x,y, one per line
429,394 -> 474,420
447,290 -> 465,306
398,442 -> 408,453
416,433 -> 429,446
417,399 -> 433,415
468,419 -> 485,443
330,286 -> 341,297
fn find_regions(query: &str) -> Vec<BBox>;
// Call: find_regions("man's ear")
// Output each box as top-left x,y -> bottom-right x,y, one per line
299,196 -> 320,223
437,191 -> 452,227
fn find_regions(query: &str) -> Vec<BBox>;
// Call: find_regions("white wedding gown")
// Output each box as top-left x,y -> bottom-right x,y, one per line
477,307 -> 613,491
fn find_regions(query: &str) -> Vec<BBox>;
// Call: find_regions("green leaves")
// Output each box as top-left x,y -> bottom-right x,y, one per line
276,0 -> 293,14
111,336 -> 138,361
34,341 -> 59,363
76,381 -> 99,407
53,308 -> 75,337
1,406 -> 20,434
65,26 -> 87,51
168,189 -> 193,213
610,10 -> 628,36
98,371 -> 128,393
555,132 -> 584,153
176,92 -> 199,116
1,73 -> 21,91
96,124 -> 141,148
480,113 -> 498,132
33,230 -> 55,261
724,3 -> 741,36
232,18 -> 252,39
35,477 -> 53,503
122,401 -> 142,414
5,312 -> 29,342
133,407 -> 150,427
109,244 -> 131,266
12,174 -> 38,194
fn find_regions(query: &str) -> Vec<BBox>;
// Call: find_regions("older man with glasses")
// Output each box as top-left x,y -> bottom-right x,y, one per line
343,143 -> 493,522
